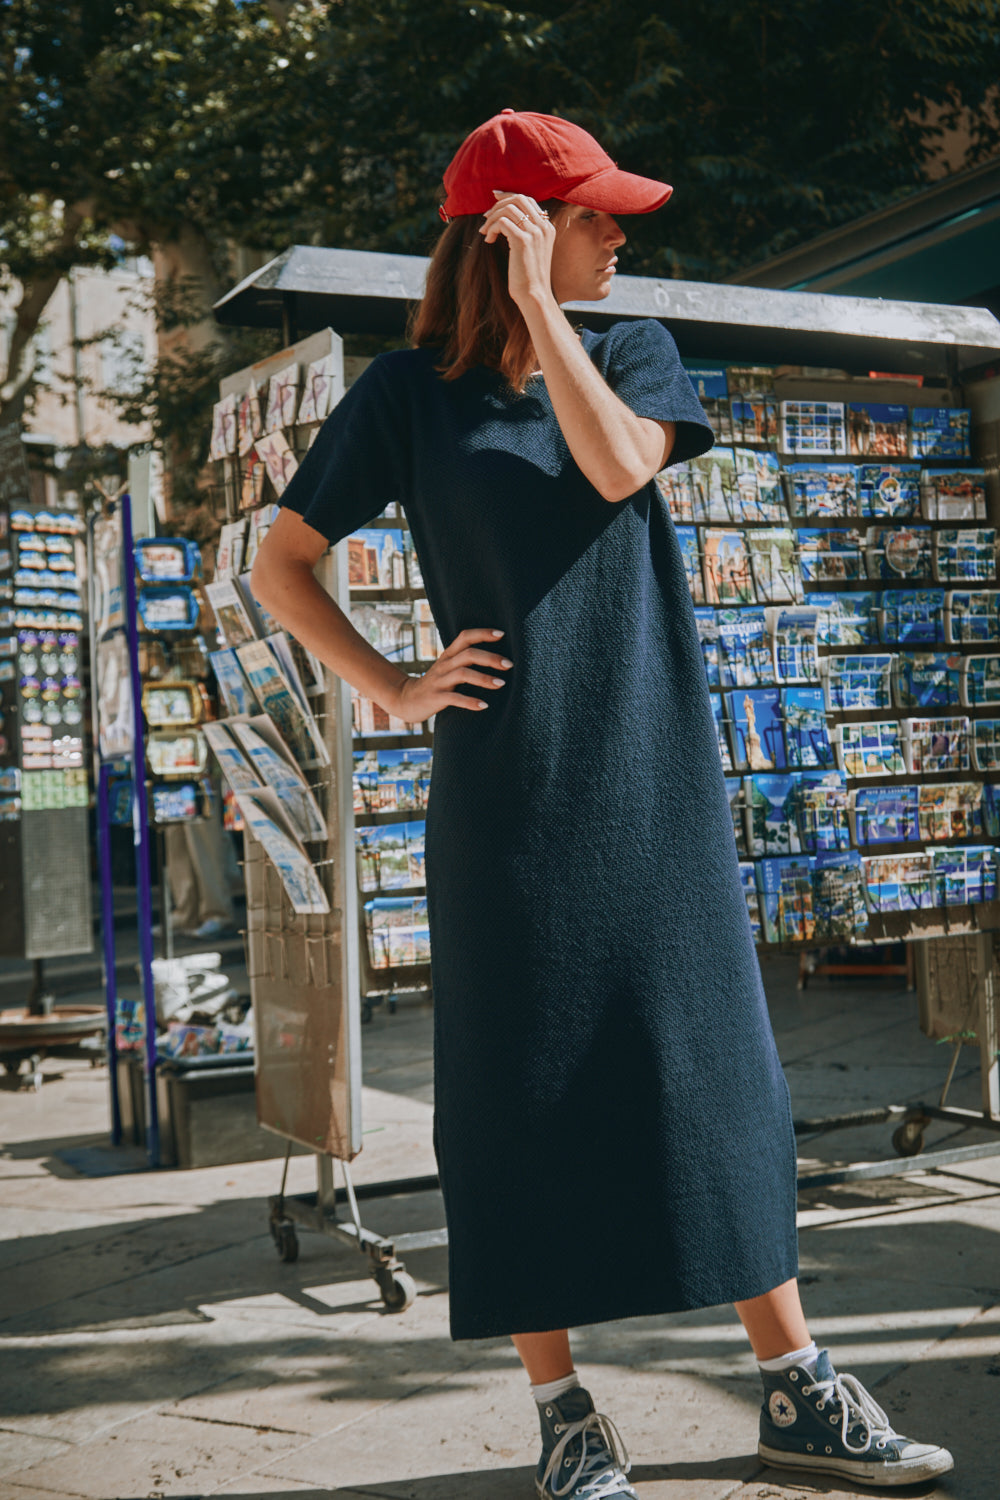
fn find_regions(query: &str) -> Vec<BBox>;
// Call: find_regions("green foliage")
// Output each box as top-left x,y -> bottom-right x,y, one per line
2,0 -> 999,496
4,0 -> 998,279
308,0 -> 1000,276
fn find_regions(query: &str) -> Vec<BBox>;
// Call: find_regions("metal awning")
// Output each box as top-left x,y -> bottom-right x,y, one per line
213,244 -> 1000,375
726,156 -> 1000,308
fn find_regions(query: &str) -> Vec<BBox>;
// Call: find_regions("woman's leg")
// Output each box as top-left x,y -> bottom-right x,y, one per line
739,1277 -> 953,1484
513,1330 -> 638,1498
511,1329 -> 574,1383
733,1276 -> 811,1360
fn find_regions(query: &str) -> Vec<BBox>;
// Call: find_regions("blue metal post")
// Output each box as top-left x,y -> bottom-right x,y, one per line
120,494 -> 160,1168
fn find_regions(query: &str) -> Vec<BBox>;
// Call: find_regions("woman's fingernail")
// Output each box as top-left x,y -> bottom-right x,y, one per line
492,677 -> 505,686
477,700 -> 488,708
500,658 -> 512,668
491,630 -> 504,637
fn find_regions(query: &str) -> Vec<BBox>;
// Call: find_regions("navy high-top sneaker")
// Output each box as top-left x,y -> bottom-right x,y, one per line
535,1386 -> 638,1500
758,1348 -> 953,1487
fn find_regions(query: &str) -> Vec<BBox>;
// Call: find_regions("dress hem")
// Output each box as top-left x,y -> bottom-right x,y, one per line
448,1254 -> 800,1342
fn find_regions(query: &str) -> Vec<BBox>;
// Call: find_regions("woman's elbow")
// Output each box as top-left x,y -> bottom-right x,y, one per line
598,464 -> 658,504
249,549 -> 275,607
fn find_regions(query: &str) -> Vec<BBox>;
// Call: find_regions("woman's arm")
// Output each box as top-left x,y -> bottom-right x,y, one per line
481,192 -> 675,503
522,300 -> 674,502
250,509 -> 513,720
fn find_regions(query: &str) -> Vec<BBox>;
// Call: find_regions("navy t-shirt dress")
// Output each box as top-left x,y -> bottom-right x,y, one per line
280,318 -> 799,1340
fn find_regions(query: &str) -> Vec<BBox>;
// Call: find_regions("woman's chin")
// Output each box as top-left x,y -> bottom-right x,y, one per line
559,276 -> 615,305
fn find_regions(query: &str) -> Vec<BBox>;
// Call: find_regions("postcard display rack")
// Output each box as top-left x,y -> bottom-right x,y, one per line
0,495 -> 92,974
662,362 -> 1000,1170
205,329 -> 442,1307
90,496 -> 164,1164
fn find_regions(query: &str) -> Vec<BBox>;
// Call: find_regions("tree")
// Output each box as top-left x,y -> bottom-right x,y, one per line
2,0 -> 998,506
0,0 -> 331,503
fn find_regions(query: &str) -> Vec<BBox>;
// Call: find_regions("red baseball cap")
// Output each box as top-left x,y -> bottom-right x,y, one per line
439,108 -> 673,221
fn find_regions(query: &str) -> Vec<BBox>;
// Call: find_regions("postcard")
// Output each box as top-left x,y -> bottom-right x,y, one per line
703,528 -> 755,606
675,527 -> 705,604
296,352 -> 342,425
209,394 -> 237,460
254,430 -> 299,497
784,464 -> 858,520
847,403 -> 908,458
230,717 -> 327,843
205,578 -> 258,649
909,407 -> 971,459
235,638 -> 329,769
208,648 -> 261,718
747,529 -> 802,604
237,380 -> 263,456
857,464 -> 921,519
235,790 -> 329,914
263,362 -> 300,433
202,720 -> 262,793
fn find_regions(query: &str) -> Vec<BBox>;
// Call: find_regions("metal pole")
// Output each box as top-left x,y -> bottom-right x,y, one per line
120,494 -> 160,1167
975,932 -> 1000,1120
96,762 -> 123,1144
157,828 -> 174,961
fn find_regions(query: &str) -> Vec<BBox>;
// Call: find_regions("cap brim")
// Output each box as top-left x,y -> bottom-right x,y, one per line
565,165 -> 672,215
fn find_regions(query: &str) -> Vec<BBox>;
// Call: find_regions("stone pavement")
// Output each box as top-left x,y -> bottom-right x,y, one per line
1,955 -> 999,1500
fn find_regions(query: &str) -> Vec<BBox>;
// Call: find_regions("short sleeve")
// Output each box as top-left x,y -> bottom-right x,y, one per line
278,355 -> 408,545
597,319 -> 714,466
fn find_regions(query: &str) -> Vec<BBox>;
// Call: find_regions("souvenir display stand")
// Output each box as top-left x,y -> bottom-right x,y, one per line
203,329 -> 441,1308
0,437 -> 96,1090
92,501 -> 270,1168
212,249 -> 1000,1227
90,495 -> 160,1162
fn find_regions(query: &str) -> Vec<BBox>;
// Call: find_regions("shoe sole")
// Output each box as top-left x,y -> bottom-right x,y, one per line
535,1480 -> 636,1499
758,1441 -> 954,1487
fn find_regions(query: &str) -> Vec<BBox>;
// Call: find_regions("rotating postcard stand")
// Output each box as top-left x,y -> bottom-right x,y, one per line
89,494 -> 161,1166
207,329 -> 444,1311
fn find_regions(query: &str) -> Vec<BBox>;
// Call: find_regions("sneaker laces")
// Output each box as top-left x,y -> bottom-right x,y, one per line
540,1409 -> 634,1499
802,1370 -> 899,1456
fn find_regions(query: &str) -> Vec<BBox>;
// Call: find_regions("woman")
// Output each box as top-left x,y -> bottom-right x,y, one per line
252,108 -> 952,1497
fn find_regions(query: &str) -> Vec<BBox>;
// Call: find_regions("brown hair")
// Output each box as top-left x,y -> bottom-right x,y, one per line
407,199 -> 566,394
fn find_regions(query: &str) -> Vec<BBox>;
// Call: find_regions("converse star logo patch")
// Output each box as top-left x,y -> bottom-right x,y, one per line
768,1391 -> 797,1428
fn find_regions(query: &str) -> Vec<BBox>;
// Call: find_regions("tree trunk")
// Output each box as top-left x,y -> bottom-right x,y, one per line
0,203 -> 88,428
151,221 -> 235,520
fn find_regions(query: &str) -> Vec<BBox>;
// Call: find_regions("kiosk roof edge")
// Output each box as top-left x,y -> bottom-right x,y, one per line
212,244 -> 1000,374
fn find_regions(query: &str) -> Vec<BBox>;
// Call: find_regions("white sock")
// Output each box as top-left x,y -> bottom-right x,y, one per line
759,1340 -> 820,1375
531,1371 -> 580,1403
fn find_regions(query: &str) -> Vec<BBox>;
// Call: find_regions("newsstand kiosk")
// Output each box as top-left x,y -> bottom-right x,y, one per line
206,248 -> 1000,1304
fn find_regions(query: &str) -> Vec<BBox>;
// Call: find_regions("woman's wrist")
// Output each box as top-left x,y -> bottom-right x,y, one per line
374,664 -> 412,718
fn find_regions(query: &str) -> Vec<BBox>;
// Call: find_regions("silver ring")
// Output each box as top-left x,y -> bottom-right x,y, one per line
517,209 -> 528,223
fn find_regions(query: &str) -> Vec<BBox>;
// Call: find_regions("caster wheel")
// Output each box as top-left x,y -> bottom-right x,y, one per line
376,1267 -> 416,1313
270,1220 -> 299,1262
892,1123 -> 925,1158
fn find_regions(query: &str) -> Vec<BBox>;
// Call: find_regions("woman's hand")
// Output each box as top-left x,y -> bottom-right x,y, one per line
480,190 -> 556,311
391,627 -> 512,723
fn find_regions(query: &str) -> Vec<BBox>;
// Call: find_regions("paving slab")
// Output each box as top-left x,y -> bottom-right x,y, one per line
3,1410 -> 304,1498
0,1430 -> 73,1480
